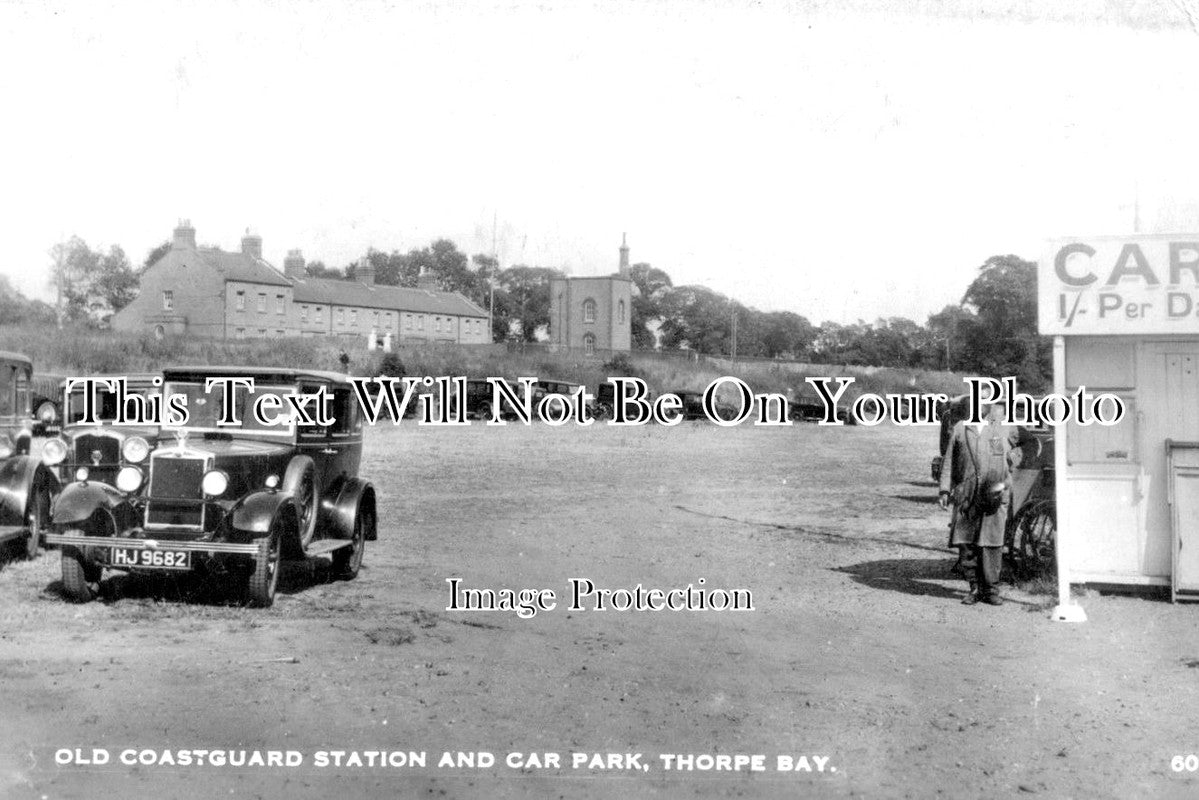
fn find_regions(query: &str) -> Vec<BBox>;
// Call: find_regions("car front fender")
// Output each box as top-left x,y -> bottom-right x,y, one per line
325,478 -> 377,541
0,456 -> 60,527
50,480 -> 129,528
231,491 -> 294,536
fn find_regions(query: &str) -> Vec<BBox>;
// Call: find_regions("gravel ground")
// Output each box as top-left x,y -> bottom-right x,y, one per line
1,422 -> 1197,799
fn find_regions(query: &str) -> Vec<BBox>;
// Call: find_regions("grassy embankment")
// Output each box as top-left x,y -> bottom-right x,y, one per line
0,323 -> 969,403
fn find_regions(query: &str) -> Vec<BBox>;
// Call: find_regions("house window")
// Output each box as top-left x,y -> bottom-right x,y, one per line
301,305 -> 309,322
434,317 -> 441,333
583,333 -> 596,355
315,306 -> 323,323
276,295 -> 285,314
351,310 -> 358,327
257,293 -> 266,312
405,314 -> 412,331
373,311 -> 379,326
236,291 -> 245,311
257,328 -> 267,336
618,299 -> 625,324
235,328 -> 245,339
418,315 -> 425,331
337,308 -> 345,325
583,298 -> 596,323
162,290 -> 173,311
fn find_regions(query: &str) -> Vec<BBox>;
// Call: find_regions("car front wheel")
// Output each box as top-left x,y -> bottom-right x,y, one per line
61,541 -> 101,602
246,519 -> 284,608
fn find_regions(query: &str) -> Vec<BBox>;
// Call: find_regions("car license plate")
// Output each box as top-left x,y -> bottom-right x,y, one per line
110,548 -> 191,570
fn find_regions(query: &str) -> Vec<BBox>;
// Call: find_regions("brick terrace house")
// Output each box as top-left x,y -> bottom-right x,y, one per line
112,221 -> 489,343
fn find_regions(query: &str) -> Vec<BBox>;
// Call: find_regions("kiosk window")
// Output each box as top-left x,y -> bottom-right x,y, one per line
1067,394 -> 1136,464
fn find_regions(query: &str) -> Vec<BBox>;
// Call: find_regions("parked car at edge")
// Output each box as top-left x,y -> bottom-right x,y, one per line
40,374 -> 161,488
44,366 -> 377,606
0,351 -> 60,558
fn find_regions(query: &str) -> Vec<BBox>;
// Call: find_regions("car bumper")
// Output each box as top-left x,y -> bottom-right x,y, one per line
43,533 -> 260,557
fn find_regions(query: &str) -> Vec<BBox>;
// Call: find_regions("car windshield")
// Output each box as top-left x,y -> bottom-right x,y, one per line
64,383 -> 160,425
163,381 -> 296,434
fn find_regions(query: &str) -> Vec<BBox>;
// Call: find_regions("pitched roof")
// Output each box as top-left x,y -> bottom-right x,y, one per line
195,248 -> 293,288
291,277 -> 487,318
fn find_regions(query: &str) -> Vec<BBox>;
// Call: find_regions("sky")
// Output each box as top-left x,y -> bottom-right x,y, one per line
2,0 -> 1198,326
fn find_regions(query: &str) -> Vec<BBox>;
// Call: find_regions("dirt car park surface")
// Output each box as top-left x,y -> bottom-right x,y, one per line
2,421 -> 1198,799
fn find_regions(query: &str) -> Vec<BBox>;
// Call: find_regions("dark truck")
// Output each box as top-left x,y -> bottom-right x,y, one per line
44,366 -> 377,606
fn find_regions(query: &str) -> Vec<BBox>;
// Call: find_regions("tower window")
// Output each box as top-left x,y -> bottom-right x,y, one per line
583,299 -> 597,324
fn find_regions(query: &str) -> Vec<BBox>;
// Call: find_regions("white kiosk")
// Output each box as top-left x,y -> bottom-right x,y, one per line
1041,235 -> 1199,605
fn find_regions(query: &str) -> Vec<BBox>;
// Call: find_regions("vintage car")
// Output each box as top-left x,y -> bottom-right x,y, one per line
44,366 -> 377,606
0,351 -> 59,558
452,378 -> 523,421
31,373 -> 66,435
40,374 -> 161,488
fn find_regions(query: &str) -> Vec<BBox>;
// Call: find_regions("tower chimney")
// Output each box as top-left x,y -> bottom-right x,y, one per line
284,249 -> 306,279
173,219 -> 196,250
357,256 -> 376,286
241,229 -> 263,260
619,232 -> 630,277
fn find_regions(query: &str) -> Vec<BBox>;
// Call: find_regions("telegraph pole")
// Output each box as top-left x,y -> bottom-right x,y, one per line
731,306 -> 738,364
489,211 -> 497,342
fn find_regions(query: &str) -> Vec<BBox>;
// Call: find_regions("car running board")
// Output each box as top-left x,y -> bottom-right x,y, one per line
304,539 -> 354,556
0,525 -> 28,544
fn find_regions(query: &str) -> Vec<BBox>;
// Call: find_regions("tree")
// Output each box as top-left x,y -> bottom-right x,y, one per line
143,240 -> 171,270
495,265 -> 562,342
757,310 -> 817,358
657,285 -> 735,354
957,254 -> 1051,391
629,262 -> 673,349
47,237 -> 138,325
0,275 -> 56,327
97,245 -> 138,313
305,260 -> 346,279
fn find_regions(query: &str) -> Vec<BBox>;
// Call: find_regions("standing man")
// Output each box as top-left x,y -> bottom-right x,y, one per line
938,398 -> 1021,605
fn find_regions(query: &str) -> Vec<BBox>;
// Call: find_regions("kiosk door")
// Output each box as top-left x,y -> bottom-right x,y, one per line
1139,344 -> 1199,578
1168,442 -> 1199,602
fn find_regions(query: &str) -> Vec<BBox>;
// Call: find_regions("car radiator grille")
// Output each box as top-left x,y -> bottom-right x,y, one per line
73,433 -> 121,485
147,454 -> 206,528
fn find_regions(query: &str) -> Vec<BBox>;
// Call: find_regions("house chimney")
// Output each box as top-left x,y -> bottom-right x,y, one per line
417,266 -> 439,291
241,229 -> 263,260
619,232 -> 630,277
284,249 -> 306,279
357,257 -> 376,286
173,219 -> 196,250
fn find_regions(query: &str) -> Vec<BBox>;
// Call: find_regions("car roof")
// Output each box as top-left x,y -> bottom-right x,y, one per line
163,365 -> 352,384
0,351 -> 33,369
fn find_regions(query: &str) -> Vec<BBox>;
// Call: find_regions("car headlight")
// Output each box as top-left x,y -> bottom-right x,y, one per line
42,438 -> 68,465
75,467 -> 89,482
122,436 -> 150,464
202,470 -> 229,497
116,466 -> 144,493
0,441 -> 12,459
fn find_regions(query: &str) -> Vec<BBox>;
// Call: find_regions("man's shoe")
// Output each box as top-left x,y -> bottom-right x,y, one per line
961,593 -> 980,605
982,594 -> 1004,606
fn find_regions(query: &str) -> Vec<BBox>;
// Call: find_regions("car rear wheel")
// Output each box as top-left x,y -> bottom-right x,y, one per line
332,503 -> 371,580
61,541 -> 100,603
246,520 -> 284,608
